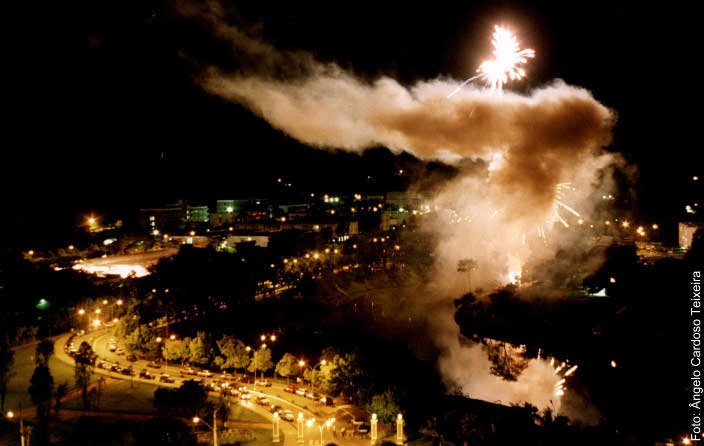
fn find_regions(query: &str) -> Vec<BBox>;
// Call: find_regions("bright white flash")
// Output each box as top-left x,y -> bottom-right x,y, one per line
448,25 -> 535,97
478,25 -> 535,92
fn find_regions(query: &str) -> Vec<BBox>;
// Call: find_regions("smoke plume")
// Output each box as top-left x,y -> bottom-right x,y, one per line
187,3 -> 620,416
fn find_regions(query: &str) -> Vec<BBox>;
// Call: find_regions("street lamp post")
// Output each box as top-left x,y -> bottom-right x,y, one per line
371,413 -> 378,444
306,418 -> 335,446
193,407 -> 218,446
6,405 -> 30,446
298,359 -> 327,395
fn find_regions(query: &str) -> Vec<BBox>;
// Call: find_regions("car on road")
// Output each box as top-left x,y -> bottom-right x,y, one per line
179,367 -> 196,375
197,369 -> 213,378
305,391 -> 319,400
356,424 -> 371,437
108,343 -> 117,352
98,360 -> 112,370
283,385 -> 297,393
121,367 -> 135,376
239,391 -> 251,400
110,364 -> 122,373
229,388 -> 240,397
320,395 -> 334,406
255,396 -> 270,406
280,410 -> 295,422
126,353 -> 137,362
147,361 -> 162,369
159,374 -> 175,383
255,379 -> 272,387
115,348 -> 125,355
139,369 -> 155,380
270,404 -> 282,414
295,388 -> 307,396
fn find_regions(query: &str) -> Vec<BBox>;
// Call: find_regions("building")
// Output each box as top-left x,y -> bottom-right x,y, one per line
679,221 -> 704,250
185,205 -> 209,224
138,205 -> 184,232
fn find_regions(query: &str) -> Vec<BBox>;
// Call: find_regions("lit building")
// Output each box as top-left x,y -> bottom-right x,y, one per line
186,205 -> 209,224
138,205 -> 184,232
679,222 -> 704,250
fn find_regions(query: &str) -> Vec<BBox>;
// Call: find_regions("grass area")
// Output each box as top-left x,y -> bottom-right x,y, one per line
62,378 -> 159,414
227,404 -> 268,423
199,428 -> 277,446
4,343 -> 77,413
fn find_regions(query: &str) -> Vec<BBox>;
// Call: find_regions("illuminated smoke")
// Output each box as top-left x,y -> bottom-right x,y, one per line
185,3 -> 619,414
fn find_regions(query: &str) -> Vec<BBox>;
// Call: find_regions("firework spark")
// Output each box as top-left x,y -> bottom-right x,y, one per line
448,25 -> 535,97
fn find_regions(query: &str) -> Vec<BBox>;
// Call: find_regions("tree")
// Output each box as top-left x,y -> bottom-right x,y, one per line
35,338 -> 54,367
0,338 -> 15,412
248,348 -> 273,379
125,324 -> 159,356
188,332 -> 212,366
74,341 -> 96,409
366,390 -> 400,423
163,338 -> 189,365
29,364 -> 54,445
214,335 -> 250,371
275,353 -> 298,383
154,379 -> 208,417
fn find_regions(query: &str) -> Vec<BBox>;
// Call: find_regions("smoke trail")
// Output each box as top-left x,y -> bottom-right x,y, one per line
185,3 -> 620,414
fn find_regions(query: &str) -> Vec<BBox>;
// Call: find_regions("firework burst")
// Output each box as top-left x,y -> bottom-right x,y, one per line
448,25 -> 535,97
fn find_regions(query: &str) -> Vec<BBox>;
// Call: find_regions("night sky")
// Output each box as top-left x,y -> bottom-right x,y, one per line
1,1 -> 700,244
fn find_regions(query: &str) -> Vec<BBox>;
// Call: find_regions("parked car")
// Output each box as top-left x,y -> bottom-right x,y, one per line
283,385 -> 297,393
197,370 -> 213,378
126,353 -> 137,362
280,410 -> 295,422
159,374 -> 175,383
180,367 -> 196,375
147,361 -> 162,369
108,343 -> 117,352
121,367 -> 134,376
305,391 -> 319,400
255,396 -> 270,406
139,369 -> 155,380
98,360 -> 112,370
320,395 -> 334,406
357,424 -> 371,436
255,379 -> 272,387
295,388 -> 307,396
110,364 -> 122,373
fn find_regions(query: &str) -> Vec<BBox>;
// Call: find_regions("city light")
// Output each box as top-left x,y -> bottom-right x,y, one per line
92,319 -> 101,328
117,299 -> 123,305
170,334 -> 176,340
299,360 -> 306,367
78,308 -> 85,315
192,417 -> 200,424
95,308 -> 101,314
6,411 -> 14,419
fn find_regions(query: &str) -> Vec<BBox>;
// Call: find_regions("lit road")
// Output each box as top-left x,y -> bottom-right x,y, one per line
55,331 -> 366,445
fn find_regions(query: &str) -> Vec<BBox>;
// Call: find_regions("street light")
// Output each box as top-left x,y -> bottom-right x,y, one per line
298,359 -> 327,395
306,418 -> 335,446
192,408 -> 219,446
6,405 -> 29,446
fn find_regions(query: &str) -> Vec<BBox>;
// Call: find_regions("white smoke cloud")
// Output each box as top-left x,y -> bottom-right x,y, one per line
187,3 -> 620,416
